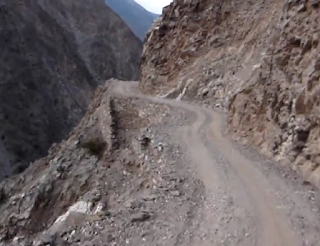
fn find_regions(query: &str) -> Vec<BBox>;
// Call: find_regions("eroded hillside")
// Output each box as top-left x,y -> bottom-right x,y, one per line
140,0 -> 320,188
0,81 -> 203,245
2,0 -> 320,245
0,0 -> 142,179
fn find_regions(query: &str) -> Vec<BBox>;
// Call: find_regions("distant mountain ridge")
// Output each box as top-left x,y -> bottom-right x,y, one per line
105,0 -> 159,40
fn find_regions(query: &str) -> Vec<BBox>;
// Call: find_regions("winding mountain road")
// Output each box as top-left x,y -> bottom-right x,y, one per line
112,81 -> 320,246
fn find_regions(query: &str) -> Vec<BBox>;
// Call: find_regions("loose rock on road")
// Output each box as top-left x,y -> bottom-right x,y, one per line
112,81 -> 320,246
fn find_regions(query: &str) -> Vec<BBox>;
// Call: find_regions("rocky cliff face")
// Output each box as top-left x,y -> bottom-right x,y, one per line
140,0 -> 320,188
229,0 -> 320,188
0,0 -> 142,179
140,0 -> 281,101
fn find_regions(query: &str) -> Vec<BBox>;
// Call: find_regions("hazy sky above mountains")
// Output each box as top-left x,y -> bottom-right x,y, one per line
136,0 -> 172,14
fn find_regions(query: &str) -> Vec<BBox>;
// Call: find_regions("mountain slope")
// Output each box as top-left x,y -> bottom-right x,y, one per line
0,0 -> 142,180
0,80 -> 202,245
105,0 -> 158,40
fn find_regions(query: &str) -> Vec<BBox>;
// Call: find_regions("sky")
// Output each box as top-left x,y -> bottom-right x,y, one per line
135,0 -> 173,14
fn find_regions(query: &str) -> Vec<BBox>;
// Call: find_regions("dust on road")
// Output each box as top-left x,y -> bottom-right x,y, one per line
112,81 -> 320,246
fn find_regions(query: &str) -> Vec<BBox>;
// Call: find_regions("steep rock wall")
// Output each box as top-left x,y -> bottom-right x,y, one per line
229,0 -> 320,187
0,0 -> 142,179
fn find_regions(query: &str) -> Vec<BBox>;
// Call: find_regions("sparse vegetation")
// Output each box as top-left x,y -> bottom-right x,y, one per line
0,188 -> 7,204
80,138 -> 107,157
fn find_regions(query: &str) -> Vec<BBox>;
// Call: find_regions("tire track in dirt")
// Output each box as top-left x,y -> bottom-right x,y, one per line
111,80 -> 320,246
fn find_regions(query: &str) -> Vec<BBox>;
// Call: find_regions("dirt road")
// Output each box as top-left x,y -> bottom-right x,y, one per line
112,81 -> 320,246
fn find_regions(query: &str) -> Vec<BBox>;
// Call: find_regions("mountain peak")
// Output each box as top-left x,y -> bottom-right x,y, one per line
105,0 -> 159,40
